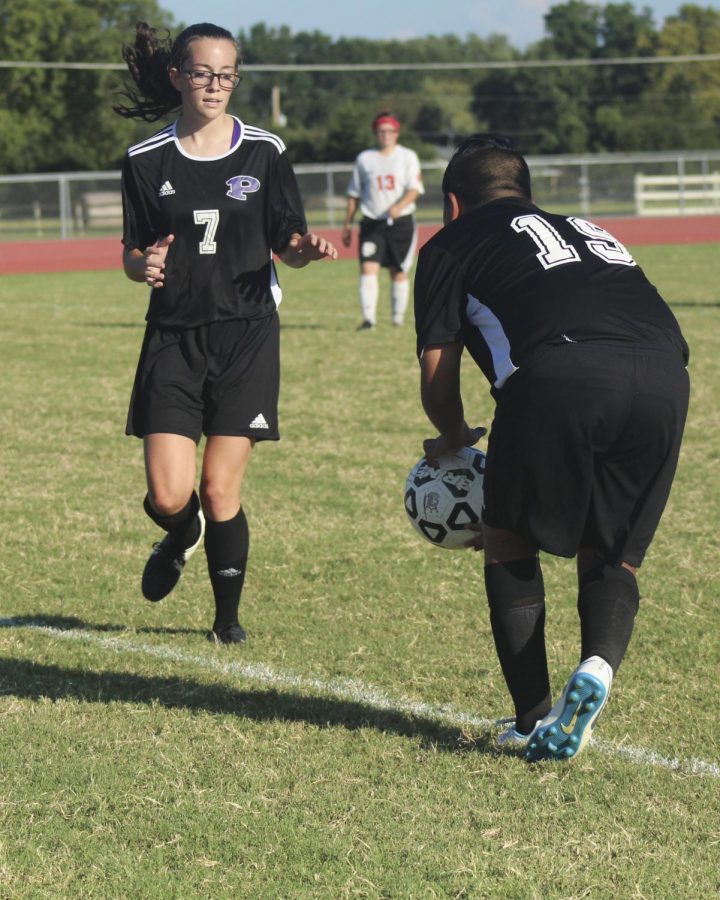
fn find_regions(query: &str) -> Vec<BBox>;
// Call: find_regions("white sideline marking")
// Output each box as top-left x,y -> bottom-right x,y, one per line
2,617 -> 718,779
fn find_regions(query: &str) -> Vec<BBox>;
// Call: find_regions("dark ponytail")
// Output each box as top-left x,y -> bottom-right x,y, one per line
113,22 -> 240,122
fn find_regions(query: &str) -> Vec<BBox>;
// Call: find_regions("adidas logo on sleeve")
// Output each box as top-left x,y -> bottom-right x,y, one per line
249,413 -> 269,429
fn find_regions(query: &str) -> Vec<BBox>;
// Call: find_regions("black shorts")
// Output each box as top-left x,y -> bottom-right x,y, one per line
481,344 -> 689,566
359,216 -> 417,272
126,313 -> 280,443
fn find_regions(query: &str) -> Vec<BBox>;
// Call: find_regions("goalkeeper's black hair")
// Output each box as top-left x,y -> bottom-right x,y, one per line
442,133 -> 532,211
113,22 -> 240,122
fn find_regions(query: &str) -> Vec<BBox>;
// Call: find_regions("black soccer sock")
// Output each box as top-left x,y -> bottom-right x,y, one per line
204,507 -> 249,630
143,491 -> 201,550
485,558 -> 551,735
577,563 -> 640,673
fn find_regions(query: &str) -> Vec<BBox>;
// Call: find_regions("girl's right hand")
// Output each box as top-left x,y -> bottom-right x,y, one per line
144,234 -> 174,287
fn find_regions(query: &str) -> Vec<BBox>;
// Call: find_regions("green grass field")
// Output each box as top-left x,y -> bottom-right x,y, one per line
1,246 -> 719,898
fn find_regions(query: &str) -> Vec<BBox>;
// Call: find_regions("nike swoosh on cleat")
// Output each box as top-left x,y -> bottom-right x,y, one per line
560,709 -> 581,735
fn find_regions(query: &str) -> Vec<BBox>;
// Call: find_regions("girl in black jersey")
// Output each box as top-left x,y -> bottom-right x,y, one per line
115,22 -> 336,644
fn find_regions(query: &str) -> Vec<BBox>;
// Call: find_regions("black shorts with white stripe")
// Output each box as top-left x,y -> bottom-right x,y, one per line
359,215 -> 417,272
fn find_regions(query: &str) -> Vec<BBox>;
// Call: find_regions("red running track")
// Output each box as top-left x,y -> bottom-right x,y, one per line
1,215 -> 719,276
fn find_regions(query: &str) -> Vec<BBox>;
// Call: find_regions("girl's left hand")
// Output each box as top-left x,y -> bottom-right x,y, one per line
284,232 -> 338,265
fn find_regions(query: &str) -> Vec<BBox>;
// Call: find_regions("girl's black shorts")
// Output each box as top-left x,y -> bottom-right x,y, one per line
126,312 -> 280,444
359,215 -> 417,273
481,343 -> 689,567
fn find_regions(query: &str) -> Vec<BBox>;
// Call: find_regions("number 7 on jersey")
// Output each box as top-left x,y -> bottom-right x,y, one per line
194,209 -> 220,255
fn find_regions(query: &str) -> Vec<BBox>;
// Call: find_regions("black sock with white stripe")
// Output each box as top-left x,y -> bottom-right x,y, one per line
204,507 -> 249,631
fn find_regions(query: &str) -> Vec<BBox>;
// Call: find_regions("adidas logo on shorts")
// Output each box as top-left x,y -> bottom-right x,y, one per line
249,413 -> 269,429
158,180 -> 175,197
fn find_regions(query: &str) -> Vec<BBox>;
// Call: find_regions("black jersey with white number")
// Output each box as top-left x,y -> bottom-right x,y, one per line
414,197 -> 689,388
121,117 -> 307,327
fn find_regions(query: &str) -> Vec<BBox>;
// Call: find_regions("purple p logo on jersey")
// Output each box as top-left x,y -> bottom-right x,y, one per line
226,175 -> 261,201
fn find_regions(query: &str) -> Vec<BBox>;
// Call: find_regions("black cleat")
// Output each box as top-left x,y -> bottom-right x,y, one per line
209,622 -> 248,645
356,320 -> 375,331
141,510 -> 205,602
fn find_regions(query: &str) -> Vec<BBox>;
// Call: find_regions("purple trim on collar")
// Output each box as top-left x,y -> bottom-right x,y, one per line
231,119 -> 241,147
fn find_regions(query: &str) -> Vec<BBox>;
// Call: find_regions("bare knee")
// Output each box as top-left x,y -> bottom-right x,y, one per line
483,524 -> 538,564
199,479 -> 241,522
144,433 -> 197,517
147,487 -> 193,518
577,548 -> 638,581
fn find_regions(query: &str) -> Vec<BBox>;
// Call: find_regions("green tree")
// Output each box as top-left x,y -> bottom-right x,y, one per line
237,24 -> 516,160
543,0 -> 601,56
472,1 -> 602,152
4,2 -> 719,174
646,4 -> 720,148
470,1 -> 720,154
0,0 -> 174,173
589,3 -> 658,150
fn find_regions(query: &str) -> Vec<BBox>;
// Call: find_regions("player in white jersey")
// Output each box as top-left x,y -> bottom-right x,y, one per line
115,22 -> 336,645
342,112 -> 424,329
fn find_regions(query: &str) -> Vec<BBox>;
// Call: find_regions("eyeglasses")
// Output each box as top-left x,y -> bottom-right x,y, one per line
182,69 -> 241,90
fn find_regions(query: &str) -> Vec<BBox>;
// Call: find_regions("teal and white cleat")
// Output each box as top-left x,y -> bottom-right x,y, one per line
497,726 -> 531,749
525,656 -> 613,763
495,717 -> 539,750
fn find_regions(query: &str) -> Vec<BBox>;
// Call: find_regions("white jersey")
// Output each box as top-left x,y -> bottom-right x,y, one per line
347,145 -> 424,220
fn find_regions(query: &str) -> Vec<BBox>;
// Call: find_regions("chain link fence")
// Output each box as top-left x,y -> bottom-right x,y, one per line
2,151 -> 720,242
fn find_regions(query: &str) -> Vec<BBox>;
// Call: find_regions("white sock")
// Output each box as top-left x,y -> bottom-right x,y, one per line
391,279 -> 409,324
359,274 -> 378,324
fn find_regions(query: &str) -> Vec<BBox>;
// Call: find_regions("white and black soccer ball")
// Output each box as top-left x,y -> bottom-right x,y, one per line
404,447 -> 486,550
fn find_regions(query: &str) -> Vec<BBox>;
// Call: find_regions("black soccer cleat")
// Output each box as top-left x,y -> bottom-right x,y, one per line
141,510 -> 205,602
208,622 -> 248,645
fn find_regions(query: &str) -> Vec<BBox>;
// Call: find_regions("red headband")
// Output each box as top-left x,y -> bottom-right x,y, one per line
374,115 -> 400,132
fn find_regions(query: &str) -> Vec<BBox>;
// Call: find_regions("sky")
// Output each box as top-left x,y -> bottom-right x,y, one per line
158,0 -> 719,50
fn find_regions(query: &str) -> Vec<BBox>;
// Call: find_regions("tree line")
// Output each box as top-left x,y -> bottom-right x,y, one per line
0,0 -> 718,174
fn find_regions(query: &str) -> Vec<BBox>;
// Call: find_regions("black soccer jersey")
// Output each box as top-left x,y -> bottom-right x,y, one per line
122,117 -> 307,327
414,198 -> 689,388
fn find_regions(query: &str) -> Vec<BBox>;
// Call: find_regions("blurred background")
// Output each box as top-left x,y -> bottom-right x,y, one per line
1,0 -> 719,240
